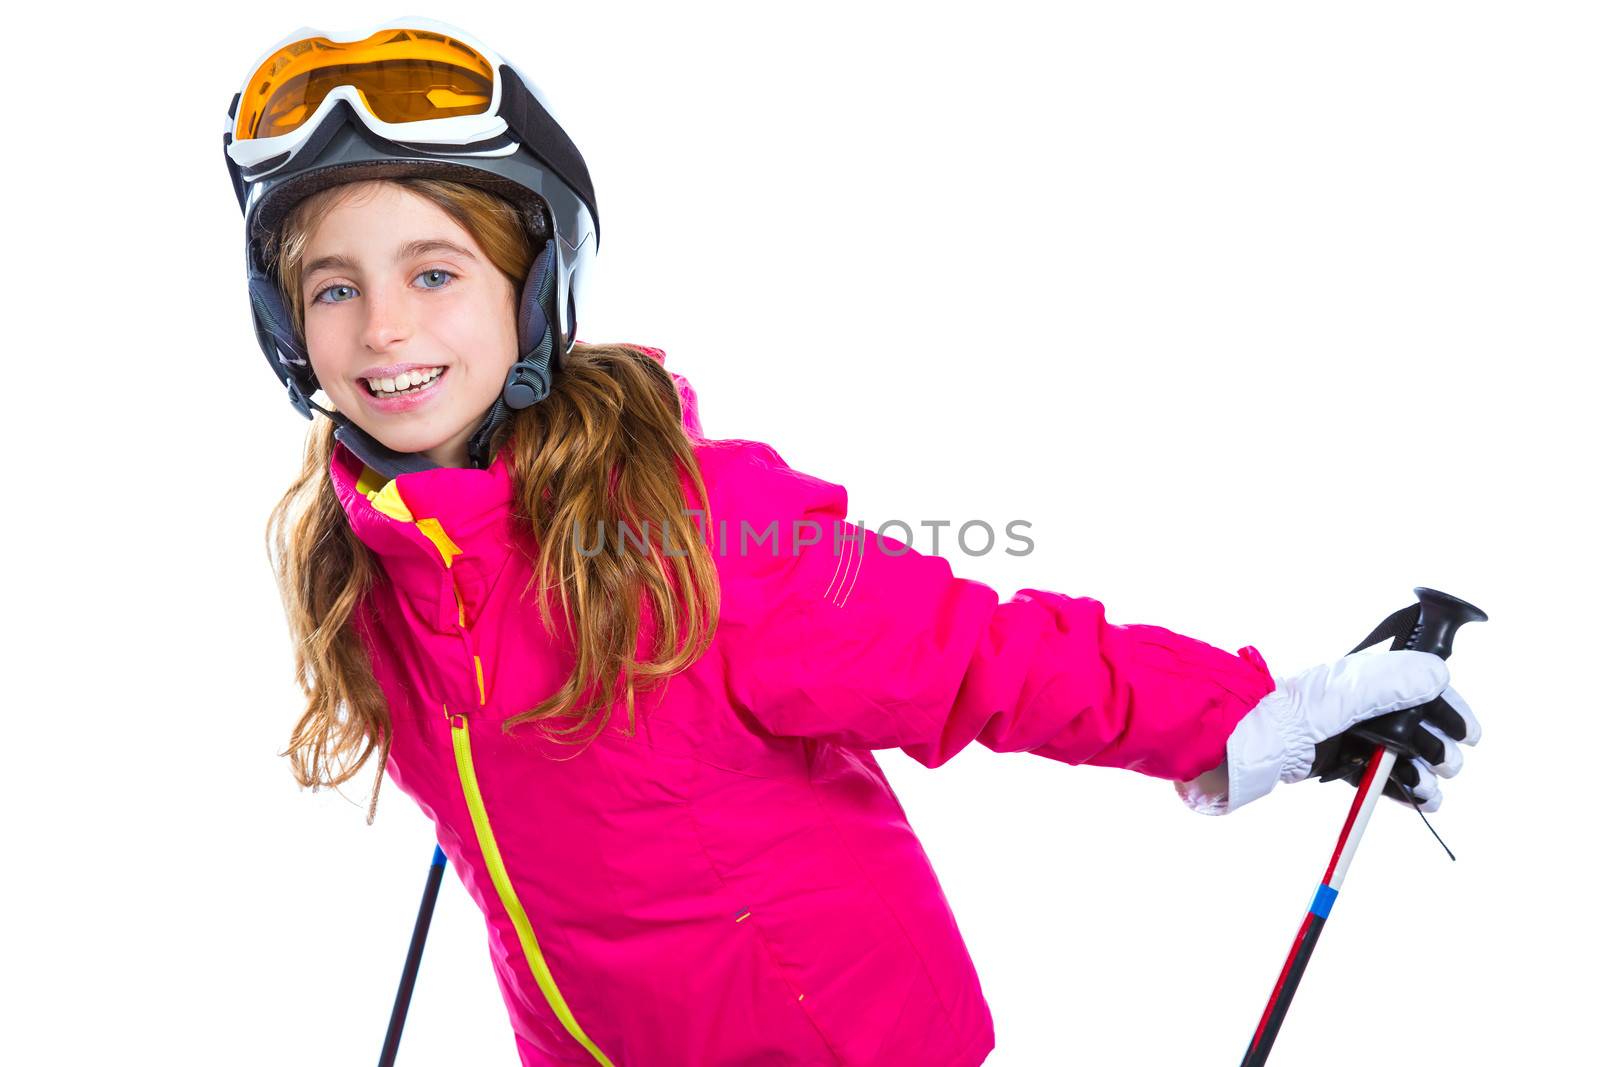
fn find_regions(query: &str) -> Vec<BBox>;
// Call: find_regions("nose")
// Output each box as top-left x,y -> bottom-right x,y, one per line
359,283 -> 413,351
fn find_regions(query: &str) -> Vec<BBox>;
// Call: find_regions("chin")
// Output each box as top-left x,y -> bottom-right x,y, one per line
352,418 -> 459,458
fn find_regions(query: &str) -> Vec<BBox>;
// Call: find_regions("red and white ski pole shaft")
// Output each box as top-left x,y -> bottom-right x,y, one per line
1238,587 -> 1486,1067
1238,744 -> 1398,1065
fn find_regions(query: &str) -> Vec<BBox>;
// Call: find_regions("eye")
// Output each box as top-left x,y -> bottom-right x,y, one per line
308,270 -> 453,305
312,283 -> 356,305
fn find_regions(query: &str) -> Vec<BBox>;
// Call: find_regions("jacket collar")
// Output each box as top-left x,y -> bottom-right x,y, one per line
328,437 -> 520,633
325,347 -> 703,633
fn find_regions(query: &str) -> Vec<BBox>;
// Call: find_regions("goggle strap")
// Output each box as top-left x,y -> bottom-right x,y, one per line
498,66 -> 600,239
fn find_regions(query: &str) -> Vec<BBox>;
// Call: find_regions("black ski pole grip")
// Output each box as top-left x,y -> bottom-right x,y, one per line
1403,586 -> 1489,659
1345,587 -> 1488,759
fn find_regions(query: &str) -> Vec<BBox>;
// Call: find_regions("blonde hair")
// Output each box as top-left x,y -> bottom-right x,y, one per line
263,177 -> 719,822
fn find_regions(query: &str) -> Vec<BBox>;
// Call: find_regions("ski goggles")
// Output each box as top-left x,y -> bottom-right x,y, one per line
226,18 -> 514,172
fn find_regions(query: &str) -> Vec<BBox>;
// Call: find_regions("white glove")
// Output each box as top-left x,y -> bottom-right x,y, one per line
1175,649 -> 1481,816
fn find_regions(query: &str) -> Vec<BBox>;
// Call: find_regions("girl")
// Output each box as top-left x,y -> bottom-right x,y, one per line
226,19 -> 1481,1067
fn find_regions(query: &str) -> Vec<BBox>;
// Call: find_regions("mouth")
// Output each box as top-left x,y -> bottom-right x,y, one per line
362,365 -> 446,397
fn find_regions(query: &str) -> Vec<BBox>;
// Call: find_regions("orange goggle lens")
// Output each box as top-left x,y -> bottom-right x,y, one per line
235,28 -> 495,142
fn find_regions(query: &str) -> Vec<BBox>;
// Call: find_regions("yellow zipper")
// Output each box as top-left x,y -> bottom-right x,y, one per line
449,708 -> 615,1066
442,560 -> 613,1065
360,467 -> 613,1065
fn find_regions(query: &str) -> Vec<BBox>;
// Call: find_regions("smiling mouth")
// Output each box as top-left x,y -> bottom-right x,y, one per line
364,366 -> 445,396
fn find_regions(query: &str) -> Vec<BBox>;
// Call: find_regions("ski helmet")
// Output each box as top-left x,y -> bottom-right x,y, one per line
222,17 -> 600,473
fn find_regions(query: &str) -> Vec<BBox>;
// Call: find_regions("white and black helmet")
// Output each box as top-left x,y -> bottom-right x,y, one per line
222,17 -> 599,471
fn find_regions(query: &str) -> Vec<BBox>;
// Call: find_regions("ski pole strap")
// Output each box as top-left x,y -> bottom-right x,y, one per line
1345,602 -> 1423,658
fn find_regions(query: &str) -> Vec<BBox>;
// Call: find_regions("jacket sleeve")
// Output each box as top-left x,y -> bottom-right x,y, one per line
700,439 -> 1277,781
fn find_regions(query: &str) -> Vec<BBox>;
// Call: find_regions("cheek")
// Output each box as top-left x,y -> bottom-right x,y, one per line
301,321 -> 346,383
446,295 -> 521,372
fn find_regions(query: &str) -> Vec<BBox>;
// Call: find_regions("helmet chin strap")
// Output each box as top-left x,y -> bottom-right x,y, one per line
325,239 -> 562,479
333,416 -> 445,478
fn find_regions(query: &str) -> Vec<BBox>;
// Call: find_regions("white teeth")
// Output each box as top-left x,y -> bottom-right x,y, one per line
365,367 -> 444,395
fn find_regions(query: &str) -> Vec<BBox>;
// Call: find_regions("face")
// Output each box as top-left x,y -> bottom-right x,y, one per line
298,181 -> 519,468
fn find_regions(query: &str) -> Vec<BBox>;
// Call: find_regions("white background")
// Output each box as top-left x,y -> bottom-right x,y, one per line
4,1 -> 1594,1064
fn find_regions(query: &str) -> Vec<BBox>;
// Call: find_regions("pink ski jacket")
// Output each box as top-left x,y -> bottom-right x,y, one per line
330,346 -> 1276,1066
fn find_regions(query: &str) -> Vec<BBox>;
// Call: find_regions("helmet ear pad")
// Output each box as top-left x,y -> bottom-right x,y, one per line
246,266 -> 321,415
504,240 -> 558,409
247,267 -> 310,369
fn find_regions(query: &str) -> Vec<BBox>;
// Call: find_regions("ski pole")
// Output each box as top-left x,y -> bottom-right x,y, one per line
378,845 -> 449,1067
1238,587 -> 1487,1066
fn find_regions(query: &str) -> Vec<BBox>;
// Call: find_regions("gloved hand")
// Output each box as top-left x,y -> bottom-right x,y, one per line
1175,649 -> 1481,816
